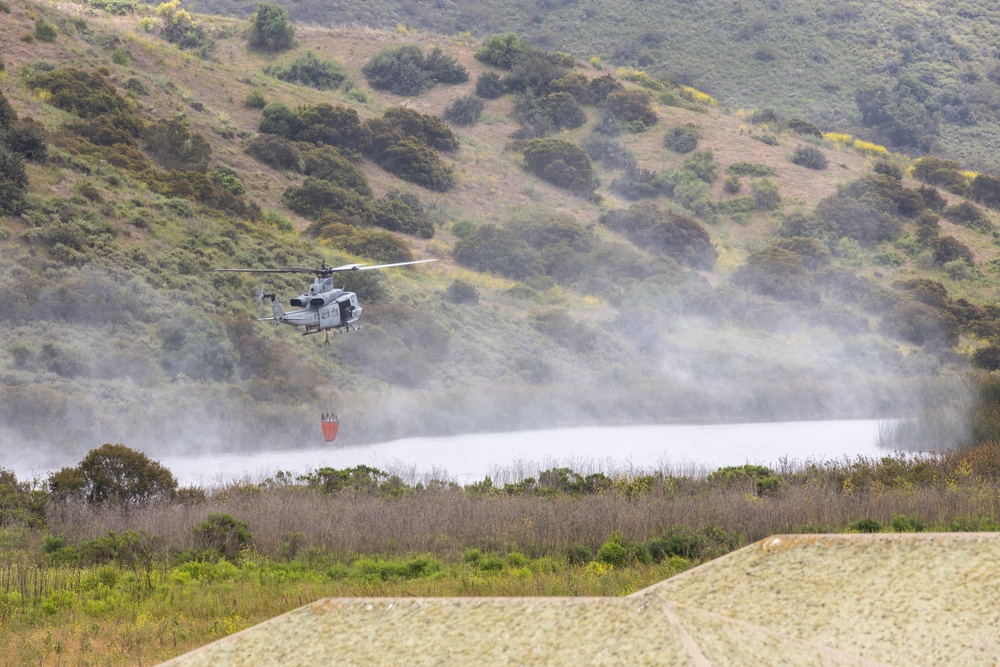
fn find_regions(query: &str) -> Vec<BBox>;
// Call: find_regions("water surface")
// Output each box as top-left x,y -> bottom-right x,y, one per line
160,419 -> 889,486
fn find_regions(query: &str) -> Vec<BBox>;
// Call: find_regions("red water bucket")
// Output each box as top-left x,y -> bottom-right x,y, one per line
321,414 -> 340,442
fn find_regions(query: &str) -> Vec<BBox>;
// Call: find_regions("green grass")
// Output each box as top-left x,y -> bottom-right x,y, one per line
0,552 -> 688,665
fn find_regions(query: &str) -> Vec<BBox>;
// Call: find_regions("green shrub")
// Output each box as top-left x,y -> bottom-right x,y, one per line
522,138 -> 595,195
475,71 -> 506,99
123,76 -> 147,95
246,1 -> 295,52
301,144 -> 372,197
34,18 -> 57,42
751,178 -> 781,210
564,544 -> 592,565
943,201 -> 991,232
376,107 -> 459,153
879,298 -> 960,350
334,228 -> 414,264
281,177 -> 376,221
378,138 -> 455,191
0,149 -> 29,214
30,66 -> 142,134
602,90 -> 657,130
443,95 -> 485,126
363,45 -> 466,95
785,117 -> 822,137
445,280 -> 480,305
723,174 -> 742,193
582,134 -> 636,171
609,167 -> 671,200
734,247 -> 818,304
549,72 -> 593,104
752,133 -> 780,145
295,103 -> 371,153
258,102 -> 298,139
910,156 -> 968,195
791,145 -> 828,170
374,190 -> 433,237
600,201 -> 716,269
847,518 -> 882,533
194,513 -> 252,560
423,47 -> 468,84
930,235 -> 974,266
971,347 -> 1000,371
663,124 -> 700,153
143,116 -> 211,172
453,223 -> 544,280
208,165 -> 245,195
512,92 -> 586,133
265,51 -> 346,90
157,0 -> 210,51
873,160 -> 903,180
244,88 -> 267,109
361,44 -> 433,95
683,149 -> 718,182
596,531 -> 628,567
475,33 -> 535,69
245,133 -> 300,170
971,173 -> 1000,209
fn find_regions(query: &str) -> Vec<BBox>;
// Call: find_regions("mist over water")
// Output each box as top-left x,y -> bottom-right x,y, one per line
146,419 -> 890,486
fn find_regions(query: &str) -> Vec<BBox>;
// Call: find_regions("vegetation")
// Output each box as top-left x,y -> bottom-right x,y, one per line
264,51 -> 347,90
246,1 -> 295,52
4,434 -> 1000,663
362,45 -> 467,96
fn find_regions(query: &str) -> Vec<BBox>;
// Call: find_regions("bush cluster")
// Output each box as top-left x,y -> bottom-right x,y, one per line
600,202 -> 716,270
602,91 -> 657,131
362,45 -> 467,96
0,90 -> 47,214
790,145 -> 828,170
453,211 -> 597,286
664,124 -> 700,153
443,95 -> 485,126
475,71 -> 506,99
31,67 -> 258,219
258,102 -> 456,191
522,138 -> 595,195
264,51 -> 346,90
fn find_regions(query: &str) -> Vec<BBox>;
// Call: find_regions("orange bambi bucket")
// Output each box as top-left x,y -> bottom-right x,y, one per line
321,414 -> 340,442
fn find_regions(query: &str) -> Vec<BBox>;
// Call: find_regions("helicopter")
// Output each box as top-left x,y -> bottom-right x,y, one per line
214,259 -> 437,337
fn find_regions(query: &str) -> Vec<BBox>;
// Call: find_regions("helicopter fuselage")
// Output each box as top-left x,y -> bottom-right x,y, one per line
268,277 -> 362,334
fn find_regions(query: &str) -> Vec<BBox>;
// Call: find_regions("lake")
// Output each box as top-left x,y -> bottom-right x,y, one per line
158,419 -> 892,486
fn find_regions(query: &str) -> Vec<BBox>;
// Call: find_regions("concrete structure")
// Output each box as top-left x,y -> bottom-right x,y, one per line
160,533 -> 1000,666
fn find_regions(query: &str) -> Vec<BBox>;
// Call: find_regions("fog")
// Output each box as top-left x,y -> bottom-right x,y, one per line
0,219 -> 978,484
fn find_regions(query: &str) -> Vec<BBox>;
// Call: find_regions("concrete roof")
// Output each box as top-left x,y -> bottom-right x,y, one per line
160,533 -> 1000,666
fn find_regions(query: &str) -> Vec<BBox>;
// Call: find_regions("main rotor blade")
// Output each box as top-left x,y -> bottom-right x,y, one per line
212,267 -> 329,274
328,259 -> 438,272
213,259 -> 437,275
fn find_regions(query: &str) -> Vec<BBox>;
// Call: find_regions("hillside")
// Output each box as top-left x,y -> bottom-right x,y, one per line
1,0 -> 998,471
191,0 -> 1000,172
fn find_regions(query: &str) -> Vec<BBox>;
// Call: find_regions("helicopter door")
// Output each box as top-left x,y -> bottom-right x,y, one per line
337,298 -> 354,324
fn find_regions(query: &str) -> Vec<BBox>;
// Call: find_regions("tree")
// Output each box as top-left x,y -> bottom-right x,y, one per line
49,444 -> 177,505
247,1 -> 295,52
